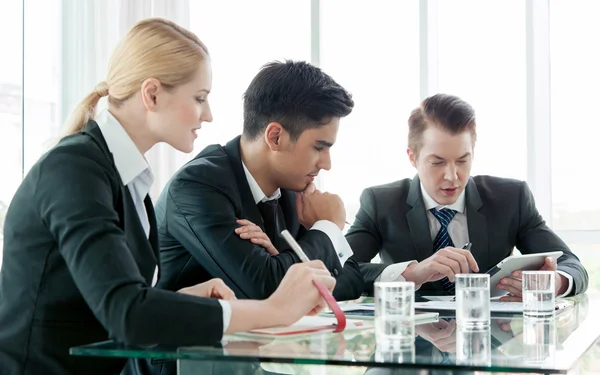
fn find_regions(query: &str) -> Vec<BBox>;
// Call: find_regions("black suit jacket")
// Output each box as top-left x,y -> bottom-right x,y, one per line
347,175 -> 588,295
0,122 -> 226,375
154,136 -> 363,301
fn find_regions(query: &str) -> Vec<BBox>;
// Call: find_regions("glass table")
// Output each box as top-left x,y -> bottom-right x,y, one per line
71,294 -> 600,375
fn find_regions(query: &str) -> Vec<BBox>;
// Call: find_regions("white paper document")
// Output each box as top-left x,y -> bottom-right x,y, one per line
415,300 -> 573,313
415,301 -> 525,313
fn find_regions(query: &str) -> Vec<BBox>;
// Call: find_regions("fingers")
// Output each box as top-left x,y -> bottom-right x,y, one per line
428,262 -> 456,282
314,274 -> 336,292
461,249 -> 480,272
236,227 -> 279,254
236,219 -> 256,226
210,279 -> 237,301
305,259 -> 328,272
295,192 -> 304,222
437,249 -> 469,274
303,183 -> 317,195
499,322 -> 512,332
433,319 -> 450,330
540,257 -> 557,271
428,320 -> 456,341
238,229 -> 267,239
430,255 -> 462,279
289,261 -> 332,280
250,238 -> 279,255
235,223 -> 262,234
307,298 -> 327,316
449,248 -> 480,273
498,277 -> 523,297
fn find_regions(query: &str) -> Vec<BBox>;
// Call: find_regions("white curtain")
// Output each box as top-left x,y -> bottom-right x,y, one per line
60,0 -> 191,199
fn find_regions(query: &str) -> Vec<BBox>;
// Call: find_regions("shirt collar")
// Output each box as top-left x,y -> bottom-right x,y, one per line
242,162 -> 281,204
420,182 -> 466,213
95,109 -> 152,187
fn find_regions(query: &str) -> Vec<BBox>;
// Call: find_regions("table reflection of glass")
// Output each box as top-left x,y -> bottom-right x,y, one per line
523,317 -> 557,364
374,339 -> 415,364
456,326 -> 491,366
70,294 -> 598,375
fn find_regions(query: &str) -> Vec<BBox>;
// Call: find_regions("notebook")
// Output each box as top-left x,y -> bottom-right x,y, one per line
237,316 -> 369,338
320,303 -> 439,323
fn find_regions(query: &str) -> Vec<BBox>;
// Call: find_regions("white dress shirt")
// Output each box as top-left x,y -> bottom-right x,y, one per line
378,183 -> 573,297
242,162 -> 353,266
96,110 -> 231,333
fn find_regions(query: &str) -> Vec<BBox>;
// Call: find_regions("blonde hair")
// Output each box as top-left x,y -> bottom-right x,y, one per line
63,18 -> 209,136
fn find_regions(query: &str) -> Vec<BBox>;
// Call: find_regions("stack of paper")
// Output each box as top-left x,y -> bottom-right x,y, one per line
245,316 -> 368,337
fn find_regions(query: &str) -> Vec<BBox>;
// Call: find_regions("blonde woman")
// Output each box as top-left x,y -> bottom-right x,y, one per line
0,18 -> 335,375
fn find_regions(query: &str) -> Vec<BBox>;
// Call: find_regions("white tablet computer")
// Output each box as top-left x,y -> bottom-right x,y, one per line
487,251 -> 563,297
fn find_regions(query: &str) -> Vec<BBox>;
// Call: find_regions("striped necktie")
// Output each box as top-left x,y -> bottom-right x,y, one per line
430,208 -> 458,293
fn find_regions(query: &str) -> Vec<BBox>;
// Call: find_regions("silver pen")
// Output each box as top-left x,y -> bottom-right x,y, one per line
280,229 -> 311,262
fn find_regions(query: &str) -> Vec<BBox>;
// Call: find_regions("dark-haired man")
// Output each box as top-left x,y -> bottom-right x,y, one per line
348,93 -> 587,300
153,60 -> 363,303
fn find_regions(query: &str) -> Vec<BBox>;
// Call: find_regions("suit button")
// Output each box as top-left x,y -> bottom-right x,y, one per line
333,269 -> 339,276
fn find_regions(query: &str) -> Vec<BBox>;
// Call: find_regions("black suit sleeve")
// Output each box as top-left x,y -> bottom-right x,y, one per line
35,148 -> 224,346
346,188 -> 388,292
164,178 -> 354,300
515,181 -> 588,295
296,225 -> 364,301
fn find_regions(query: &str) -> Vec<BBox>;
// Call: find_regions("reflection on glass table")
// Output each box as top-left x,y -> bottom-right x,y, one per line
71,294 -> 598,374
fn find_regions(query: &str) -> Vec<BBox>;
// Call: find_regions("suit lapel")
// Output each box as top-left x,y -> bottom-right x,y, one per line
465,178 -> 490,272
223,136 -> 266,229
405,176 -> 434,261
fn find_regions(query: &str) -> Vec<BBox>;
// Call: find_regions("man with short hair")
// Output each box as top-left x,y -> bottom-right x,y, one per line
348,93 -> 587,300
154,60 -> 363,301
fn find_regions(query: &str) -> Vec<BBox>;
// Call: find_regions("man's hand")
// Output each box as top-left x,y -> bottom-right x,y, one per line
235,219 -> 279,255
415,319 -> 457,353
295,182 -> 346,230
498,257 -> 568,302
178,278 -> 237,300
401,247 -> 479,289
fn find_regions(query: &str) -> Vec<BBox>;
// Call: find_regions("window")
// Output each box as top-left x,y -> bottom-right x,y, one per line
23,0 -> 60,172
0,0 -> 23,264
549,0 -> 600,231
566,245 -> 600,292
437,0 -> 527,181
188,0 -> 311,156
319,0 -> 420,221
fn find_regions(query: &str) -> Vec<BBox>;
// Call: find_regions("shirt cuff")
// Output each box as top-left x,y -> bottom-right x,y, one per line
218,299 -> 232,333
310,220 -> 353,267
556,270 -> 574,297
377,261 -> 418,287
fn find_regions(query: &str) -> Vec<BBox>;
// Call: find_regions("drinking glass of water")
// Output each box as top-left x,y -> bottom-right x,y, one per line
455,274 -> 490,328
522,271 -> 556,318
374,281 -> 415,346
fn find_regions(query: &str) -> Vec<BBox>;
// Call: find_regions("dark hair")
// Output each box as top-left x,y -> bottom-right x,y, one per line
242,60 -> 354,141
408,93 -> 477,154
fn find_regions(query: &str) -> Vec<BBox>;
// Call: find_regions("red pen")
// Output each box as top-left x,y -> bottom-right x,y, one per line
280,230 -> 347,332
